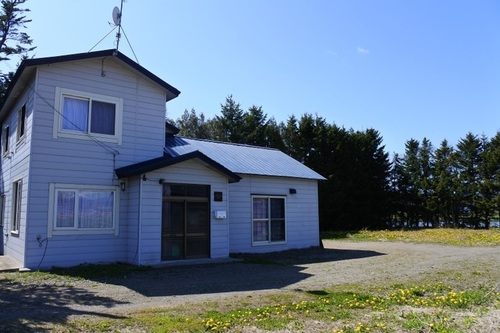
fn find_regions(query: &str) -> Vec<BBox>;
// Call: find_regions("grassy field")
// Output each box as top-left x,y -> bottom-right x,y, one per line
2,229 -> 499,332
322,228 -> 500,246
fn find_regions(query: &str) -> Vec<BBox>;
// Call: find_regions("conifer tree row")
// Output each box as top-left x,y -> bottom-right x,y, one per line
173,97 -> 499,230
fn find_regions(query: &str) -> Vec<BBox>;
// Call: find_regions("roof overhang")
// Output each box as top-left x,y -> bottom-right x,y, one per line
115,150 -> 242,183
0,49 -> 181,119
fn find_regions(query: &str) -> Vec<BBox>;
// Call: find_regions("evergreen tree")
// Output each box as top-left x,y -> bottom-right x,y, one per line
418,138 -> 435,226
0,0 -> 35,101
432,139 -> 458,227
297,114 -> 316,164
241,105 -> 268,146
388,153 -> 407,227
263,117 -> 285,150
281,115 -> 301,160
477,132 -> 500,228
455,133 -> 483,228
214,95 -> 244,142
401,139 -> 422,227
175,108 -> 214,139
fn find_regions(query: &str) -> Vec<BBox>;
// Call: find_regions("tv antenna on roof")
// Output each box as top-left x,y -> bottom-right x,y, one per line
112,1 -> 124,51
88,0 -> 139,63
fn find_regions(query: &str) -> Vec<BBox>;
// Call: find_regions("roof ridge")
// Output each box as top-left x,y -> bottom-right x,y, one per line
179,136 -> 280,151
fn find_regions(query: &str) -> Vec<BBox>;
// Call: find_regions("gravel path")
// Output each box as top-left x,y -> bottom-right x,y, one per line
1,240 -> 499,331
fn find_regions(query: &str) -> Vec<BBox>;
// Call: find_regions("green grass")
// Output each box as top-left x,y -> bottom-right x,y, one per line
50,262 -> 151,280
2,229 -> 498,332
62,270 -> 499,333
322,228 -> 500,246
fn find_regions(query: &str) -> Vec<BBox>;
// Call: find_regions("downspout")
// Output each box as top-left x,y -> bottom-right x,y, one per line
137,175 -> 144,265
226,180 -> 230,258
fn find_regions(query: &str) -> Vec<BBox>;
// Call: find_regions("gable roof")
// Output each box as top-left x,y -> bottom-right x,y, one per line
0,49 -> 180,117
115,150 -> 241,183
165,136 -> 326,180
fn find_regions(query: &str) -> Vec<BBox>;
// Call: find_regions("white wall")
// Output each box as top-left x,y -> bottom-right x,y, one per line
228,175 -> 320,253
136,159 -> 230,265
1,81 -> 36,266
21,57 -> 169,268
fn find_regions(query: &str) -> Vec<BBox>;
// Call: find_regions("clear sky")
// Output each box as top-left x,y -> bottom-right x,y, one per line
2,0 -> 499,155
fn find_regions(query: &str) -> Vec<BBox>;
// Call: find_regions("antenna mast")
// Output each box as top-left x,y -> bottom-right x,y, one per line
113,0 -> 125,51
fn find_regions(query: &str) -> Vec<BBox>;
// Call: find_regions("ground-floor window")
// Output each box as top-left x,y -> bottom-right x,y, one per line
252,196 -> 286,245
48,184 -> 119,236
11,180 -> 22,234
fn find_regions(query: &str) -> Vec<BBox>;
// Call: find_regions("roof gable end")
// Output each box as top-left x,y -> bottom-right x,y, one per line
0,49 -> 180,114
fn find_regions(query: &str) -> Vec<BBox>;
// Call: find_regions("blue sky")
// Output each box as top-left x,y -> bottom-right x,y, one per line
2,0 -> 499,155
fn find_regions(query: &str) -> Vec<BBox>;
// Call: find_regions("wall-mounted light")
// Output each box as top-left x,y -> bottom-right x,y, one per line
159,178 -> 165,185
120,182 -> 126,191
289,188 -> 297,194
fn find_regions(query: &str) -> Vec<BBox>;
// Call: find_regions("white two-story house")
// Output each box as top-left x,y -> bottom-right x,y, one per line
0,49 -> 324,270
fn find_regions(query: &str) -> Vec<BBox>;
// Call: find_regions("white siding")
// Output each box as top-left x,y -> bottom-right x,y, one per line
228,175 -> 320,253
1,81 -> 35,266
135,159 -> 230,265
21,57 -> 169,268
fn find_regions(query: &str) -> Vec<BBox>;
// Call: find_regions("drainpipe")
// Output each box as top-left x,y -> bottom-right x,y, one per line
137,175 -> 143,265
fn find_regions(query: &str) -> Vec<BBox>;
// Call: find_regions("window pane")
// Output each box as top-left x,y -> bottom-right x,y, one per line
163,184 -> 209,198
18,105 -> 26,138
270,198 -> 285,218
91,101 -> 115,135
56,191 -> 75,228
12,180 -> 22,232
3,126 -> 9,153
271,219 -> 285,241
253,220 -> 269,241
253,198 -> 268,219
62,97 -> 89,131
78,191 -> 114,228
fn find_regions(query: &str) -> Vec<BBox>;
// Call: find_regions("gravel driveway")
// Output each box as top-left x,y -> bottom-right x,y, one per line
1,240 -> 499,330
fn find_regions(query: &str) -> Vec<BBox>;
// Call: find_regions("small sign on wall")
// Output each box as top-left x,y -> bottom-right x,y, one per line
215,210 -> 227,219
214,191 -> 223,202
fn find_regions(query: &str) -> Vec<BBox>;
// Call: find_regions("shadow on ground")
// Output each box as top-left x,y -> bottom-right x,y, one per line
0,278 -> 128,332
92,247 -> 385,297
232,247 -> 385,266
0,246 -> 385,331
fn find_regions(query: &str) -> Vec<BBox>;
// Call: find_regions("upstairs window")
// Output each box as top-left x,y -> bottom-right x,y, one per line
17,104 -> 26,141
62,97 -> 115,135
54,88 -> 123,144
2,125 -> 9,155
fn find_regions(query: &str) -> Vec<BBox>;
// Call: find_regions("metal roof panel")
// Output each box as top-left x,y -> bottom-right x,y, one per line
165,137 -> 325,180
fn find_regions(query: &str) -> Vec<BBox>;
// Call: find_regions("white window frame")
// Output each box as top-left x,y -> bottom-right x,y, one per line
53,87 -> 123,145
48,183 -> 120,237
251,195 -> 287,246
11,179 -> 22,235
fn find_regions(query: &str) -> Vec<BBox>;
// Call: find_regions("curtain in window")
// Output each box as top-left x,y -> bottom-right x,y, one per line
91,101 -> 115,135
62,97 -> 89,131
253,198 -> 269,241
56,191 -> 75,227
253,221 -> 269,241
253,198 -> 268,219
78,191 -> 114,228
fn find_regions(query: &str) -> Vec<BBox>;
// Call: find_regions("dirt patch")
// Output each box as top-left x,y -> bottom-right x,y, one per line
1,240 -> 499,331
